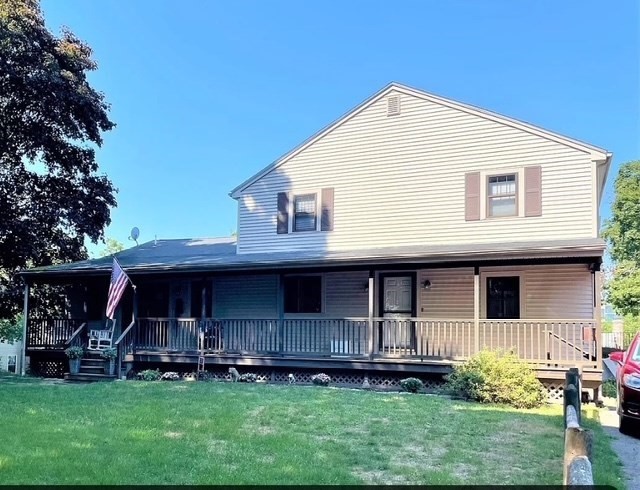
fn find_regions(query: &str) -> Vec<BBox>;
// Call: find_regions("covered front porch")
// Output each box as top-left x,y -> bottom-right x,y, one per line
22,258 -> 604,379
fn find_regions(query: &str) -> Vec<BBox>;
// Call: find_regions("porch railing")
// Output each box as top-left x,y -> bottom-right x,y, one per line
101,317 -> 600,368
26,318 -> 84,350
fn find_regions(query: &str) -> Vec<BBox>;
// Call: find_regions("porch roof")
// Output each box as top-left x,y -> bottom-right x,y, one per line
20,236 -> 605,279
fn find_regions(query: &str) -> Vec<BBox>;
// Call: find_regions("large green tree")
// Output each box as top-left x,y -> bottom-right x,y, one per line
603,160 -> 640,320
0,0 -> 116,317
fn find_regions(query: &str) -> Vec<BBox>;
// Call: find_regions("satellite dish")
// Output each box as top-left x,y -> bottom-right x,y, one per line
129,227 -> 140,246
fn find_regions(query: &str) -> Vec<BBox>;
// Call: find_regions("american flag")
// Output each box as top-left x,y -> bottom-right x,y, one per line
106,258 -> 130,319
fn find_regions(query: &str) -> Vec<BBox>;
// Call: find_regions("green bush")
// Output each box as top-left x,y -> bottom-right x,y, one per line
138,369 -> 161,381
444,350 -> 546,409
311,373 -> 331,386
100,348 -> 117,360
64,346 -> 84,359
400,377 -> 424,393
602,379 -> 617,398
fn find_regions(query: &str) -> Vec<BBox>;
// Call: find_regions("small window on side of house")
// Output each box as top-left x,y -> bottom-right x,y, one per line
487,174 -> 517,217
293,194 -> 317,232
7,355 -> 17,373
284,276 -> 322,313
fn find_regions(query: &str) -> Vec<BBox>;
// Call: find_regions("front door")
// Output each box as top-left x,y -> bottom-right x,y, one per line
380,275 -> 415,351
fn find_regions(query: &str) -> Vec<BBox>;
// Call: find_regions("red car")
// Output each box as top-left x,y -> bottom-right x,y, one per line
609,332 -> 640,434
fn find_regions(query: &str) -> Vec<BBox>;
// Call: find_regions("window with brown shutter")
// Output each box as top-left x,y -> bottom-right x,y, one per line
465,172 -> 481,221
487,174 -> 518,217
293,193 -> 317,232
321,187 -> 334,231
277,192 -> 289,234
524,166 -> 542,217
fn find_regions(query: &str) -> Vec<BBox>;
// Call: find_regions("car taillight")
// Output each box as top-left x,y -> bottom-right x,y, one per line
622,374 -> 640,389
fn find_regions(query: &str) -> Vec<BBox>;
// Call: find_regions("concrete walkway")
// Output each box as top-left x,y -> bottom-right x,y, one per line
599,400 -> 640,490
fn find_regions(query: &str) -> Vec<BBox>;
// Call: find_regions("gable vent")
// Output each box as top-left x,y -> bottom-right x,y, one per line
387,95 -> 401,116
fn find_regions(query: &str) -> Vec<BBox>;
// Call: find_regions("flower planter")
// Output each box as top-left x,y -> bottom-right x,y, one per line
104,359 -> 116,376
69,359 -> 81,375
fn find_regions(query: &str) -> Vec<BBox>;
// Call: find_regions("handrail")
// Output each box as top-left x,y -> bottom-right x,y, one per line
64,322 -> 87,346
548,331 -> 592,359
115,319 -> 136,346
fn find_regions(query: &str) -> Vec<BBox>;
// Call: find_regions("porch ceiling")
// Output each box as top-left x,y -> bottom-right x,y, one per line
20,237 -> 605,280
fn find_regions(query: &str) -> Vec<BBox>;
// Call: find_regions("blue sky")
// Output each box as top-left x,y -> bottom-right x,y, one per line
41,0 -> 639,254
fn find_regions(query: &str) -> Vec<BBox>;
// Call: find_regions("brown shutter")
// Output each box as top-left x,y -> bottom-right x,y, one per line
465,172 -> 481,221
321,187 -> 334,231
524,166 -> 542,217
277,192 -> 289,234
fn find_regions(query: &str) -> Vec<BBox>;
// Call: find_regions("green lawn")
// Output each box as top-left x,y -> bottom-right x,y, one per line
0,374 -> 625,486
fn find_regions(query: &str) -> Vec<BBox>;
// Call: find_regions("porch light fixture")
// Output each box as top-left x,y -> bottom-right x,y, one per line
422,280 -> 432,290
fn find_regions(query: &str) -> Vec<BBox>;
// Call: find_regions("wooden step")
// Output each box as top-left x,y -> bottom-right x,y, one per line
80,365 -> 105,373
81,358 -> 105,366
64,372 -> 117,383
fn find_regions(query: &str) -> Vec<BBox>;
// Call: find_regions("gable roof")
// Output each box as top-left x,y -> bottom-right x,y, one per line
229,82 -> 611,198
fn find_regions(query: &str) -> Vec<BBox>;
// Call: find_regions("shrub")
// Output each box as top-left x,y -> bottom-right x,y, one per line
239,373 -> 257,383
138,369 -> 161,381
311,373 -> 331,386
400,377 -> 424,393
100,348 -> 117,360
160,371 -> 180,381
602,379 -> 617,398
64,346 -> 84,359
444,349 -> 546,409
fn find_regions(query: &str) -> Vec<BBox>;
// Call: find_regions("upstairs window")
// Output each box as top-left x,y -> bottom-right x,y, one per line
487,174 -> 517,217
293,194 -> 317,232
284,276 -> 322,313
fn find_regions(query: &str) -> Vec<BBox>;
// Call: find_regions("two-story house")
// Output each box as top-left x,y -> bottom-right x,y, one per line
20,83 -> 611,396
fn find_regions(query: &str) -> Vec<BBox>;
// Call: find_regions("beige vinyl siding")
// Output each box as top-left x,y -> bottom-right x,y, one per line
418,268 -> 474,319
414,265 -> 592,321
213,275 -> 278,319
237,90 -> 596,253
324,271 -> 369,317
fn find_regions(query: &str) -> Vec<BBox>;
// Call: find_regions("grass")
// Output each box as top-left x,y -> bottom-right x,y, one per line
0,374 -> 625,486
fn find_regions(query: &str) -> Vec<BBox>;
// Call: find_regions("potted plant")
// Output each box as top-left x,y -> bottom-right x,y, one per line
65,346 -> 84,374
100,348 -> 118,375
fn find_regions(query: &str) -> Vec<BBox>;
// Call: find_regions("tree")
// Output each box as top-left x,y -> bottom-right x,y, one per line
602,161 -> 640,318
0,314 -> 22,343
0,0 -> 116,317
98,238 -> 125,258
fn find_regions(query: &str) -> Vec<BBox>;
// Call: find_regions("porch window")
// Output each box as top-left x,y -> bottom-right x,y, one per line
486,276 -> 520,319
284,276 -> 322,313
487,174 -> 517,217
293,194 -> 317,232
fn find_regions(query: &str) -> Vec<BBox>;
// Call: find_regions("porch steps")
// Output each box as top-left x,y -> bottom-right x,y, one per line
64,372 -> 117,383
64,352 -> 117,383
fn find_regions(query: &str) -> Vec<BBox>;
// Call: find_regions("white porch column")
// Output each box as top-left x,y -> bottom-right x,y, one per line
473,266 -> 480,355
20,282 -> 30,376
367,270 -> 374,360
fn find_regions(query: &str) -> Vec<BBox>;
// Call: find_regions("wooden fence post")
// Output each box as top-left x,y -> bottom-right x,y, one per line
563,427 -> 593,484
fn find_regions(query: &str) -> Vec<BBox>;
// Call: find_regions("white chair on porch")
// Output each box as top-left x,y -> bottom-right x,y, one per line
88,319 -> 116,351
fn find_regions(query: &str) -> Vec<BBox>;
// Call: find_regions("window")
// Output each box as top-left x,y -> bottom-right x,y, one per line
486,276 -> 520,319
487,174 -> 517,217
284,276 -> 322,313
293,194 -> 317,232
7,355 -> 16,373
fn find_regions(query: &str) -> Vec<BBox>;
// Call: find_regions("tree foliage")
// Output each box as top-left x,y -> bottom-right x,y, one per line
0,313 -> 22,343
94,238 -> 125,258
0,0 -> 116,317
602,161 -> 640,317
